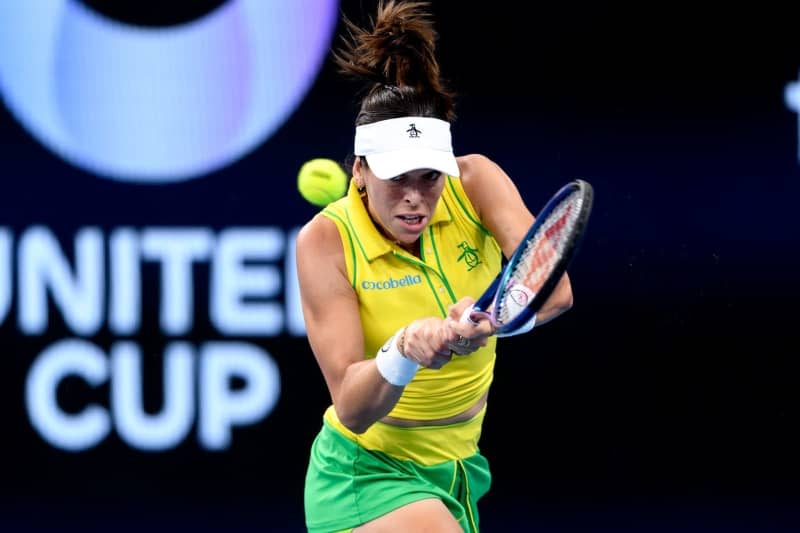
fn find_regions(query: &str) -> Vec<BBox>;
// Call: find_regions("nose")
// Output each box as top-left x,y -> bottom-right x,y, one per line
402,183 -> 423,204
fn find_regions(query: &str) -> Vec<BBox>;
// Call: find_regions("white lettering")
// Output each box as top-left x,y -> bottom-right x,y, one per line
111,341 -> 194,450
19,227 -> 103,335
211,228 -> 283,335
199,342 -> 280,450
11,225 -> 304,337
140,228 -> 213,335
25,339 -> 280,451
25,339 -> 111,451
13,224 -> 302,451
109,228 -> 141,335
0,228 -> 10,326
285,227 -> 306,336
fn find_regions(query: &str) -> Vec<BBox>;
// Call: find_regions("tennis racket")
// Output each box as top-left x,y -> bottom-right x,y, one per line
461,178 -> 594,337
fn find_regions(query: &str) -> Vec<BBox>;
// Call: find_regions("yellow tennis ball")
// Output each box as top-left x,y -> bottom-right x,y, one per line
297,158 -> 348,207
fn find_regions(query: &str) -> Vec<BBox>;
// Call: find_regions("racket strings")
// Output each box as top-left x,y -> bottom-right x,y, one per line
496,193 -> 583,324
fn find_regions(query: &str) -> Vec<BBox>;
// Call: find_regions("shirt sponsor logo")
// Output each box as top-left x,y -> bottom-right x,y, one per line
361,275 -> 423,290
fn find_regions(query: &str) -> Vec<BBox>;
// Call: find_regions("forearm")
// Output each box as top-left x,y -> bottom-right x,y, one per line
334,358 -> 406,434
533,273 -> 573,325
330,314 -> 481,433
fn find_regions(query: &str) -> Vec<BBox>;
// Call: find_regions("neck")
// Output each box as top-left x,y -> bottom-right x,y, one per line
396,239 -> 420,257
377,223 -> 420,257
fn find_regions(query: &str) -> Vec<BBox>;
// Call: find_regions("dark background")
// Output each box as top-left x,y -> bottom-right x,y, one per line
2,1 -> 799,531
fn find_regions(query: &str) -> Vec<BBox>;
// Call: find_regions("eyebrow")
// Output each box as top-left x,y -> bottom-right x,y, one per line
391,170 -> 441,181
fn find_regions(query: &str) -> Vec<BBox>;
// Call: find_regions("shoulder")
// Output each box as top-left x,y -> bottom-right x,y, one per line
455,153 -> 510,191
454,153 -> 514,216
455,153 -> 499,179
296,213 -> 344,261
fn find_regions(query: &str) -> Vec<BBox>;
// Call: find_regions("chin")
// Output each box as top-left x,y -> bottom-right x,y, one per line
396,231 -> 422,243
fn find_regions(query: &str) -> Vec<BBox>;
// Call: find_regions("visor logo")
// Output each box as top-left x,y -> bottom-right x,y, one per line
406,123 -> 422,138
0,0 -> 338,183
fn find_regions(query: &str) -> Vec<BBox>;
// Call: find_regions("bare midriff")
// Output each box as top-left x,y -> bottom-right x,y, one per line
379,390 -> 488,427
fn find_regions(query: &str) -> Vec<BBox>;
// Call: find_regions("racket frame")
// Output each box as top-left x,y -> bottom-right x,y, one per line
472,178 -> 594,334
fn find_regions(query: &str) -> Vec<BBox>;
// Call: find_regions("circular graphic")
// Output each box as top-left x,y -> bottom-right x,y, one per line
0,0 -> 338,183
81,0 -> 227,27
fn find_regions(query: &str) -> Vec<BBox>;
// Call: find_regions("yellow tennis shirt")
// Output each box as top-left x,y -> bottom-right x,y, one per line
319,176 -> 503,464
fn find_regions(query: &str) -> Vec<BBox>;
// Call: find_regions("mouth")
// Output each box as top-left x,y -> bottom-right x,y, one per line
396,214 -> 427,232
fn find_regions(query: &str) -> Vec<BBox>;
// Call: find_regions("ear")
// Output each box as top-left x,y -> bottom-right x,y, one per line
352,157 -> 365,189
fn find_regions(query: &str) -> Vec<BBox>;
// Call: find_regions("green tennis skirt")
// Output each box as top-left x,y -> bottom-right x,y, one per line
304,420 -> 492,533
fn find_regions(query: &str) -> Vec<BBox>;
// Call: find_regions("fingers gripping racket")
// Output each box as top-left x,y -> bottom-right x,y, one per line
461,179 -> 594,337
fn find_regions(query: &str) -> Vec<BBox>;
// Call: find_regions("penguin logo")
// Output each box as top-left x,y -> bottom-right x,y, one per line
0,0 -> 338,183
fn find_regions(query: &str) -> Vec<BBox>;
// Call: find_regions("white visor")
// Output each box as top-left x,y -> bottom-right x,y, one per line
354,116 -> 460,180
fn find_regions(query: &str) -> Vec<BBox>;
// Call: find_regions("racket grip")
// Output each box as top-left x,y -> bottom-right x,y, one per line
460,305 -> 495,327
459,305 -> 479,326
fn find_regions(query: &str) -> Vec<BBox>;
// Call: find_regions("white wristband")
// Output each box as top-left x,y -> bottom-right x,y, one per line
496,313 -> 537,337
375,329 -> 419,386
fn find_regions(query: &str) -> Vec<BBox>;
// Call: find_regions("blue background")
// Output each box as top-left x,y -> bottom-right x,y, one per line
2,1 -> 799,531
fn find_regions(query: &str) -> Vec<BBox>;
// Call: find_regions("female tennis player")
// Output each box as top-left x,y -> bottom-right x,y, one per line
296,2 -> 573,531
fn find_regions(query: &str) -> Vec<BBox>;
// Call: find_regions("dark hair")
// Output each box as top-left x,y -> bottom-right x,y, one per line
333,1 -> 456,128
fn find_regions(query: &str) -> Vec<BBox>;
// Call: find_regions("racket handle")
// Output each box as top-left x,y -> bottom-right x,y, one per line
459,305 -> 479,326
460,305 -> 495,327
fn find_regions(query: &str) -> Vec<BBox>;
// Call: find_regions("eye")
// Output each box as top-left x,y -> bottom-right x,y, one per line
388,171 -> 440,184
